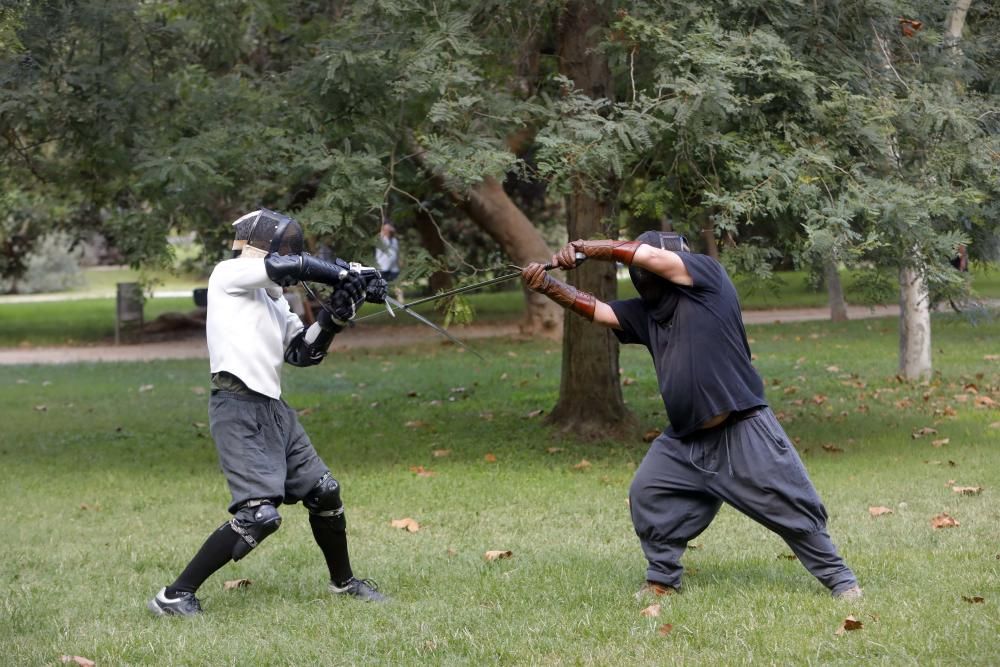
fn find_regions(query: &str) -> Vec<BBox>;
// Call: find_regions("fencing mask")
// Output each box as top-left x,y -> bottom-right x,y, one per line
231,209 -> 304,258
629,231 -> 690,322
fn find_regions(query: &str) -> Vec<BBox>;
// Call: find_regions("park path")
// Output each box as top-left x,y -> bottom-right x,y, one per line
0,303 -> 911,366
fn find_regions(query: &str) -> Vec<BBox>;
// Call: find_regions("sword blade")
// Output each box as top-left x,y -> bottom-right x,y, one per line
384,296 -> 485,360
355,270 -> 523,322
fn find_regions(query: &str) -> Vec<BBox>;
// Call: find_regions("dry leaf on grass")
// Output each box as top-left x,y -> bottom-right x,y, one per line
962,595 -> 985,604
572,459 -> 592,470
138,384 -> 154,393
546,447 -> 564,454
34,405 -> 47,412
484,453 -> 497,463
657,623 -> 674,637
78,503 -> 100,511
432,449 -> 451,458
483,550 -> 513,562
868,506 -> 894,518
911,427 -> 938,439
640,604 -> 661,617
223,579 -> 251,590
989,421 -> 1000,429
622,376 -> 636,386
974,396 -> 997,409
390,517 -> 420,533
525,409 -> 544,418
404,420 -> 429,429
409,465 -> 436,478
931,438 -> 950,448
642,429 -> 661,443
952,485 -> 983,496
190,386 -> 207,395
835,615 -> 863,636
59,657 -> 95,667
822,444 -> 844,453
931,512 -> 960,529
297,407 -> 314,417
777,553 -> 797,560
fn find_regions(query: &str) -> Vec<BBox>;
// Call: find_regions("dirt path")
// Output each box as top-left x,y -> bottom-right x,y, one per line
0,302 -> 924,366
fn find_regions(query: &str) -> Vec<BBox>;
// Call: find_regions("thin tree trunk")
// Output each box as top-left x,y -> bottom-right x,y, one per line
898,266 -> 932,380
547,0 -> 636,439
824,257 -> 848,321
699,210 -> 719,260
411,205 -> 453,294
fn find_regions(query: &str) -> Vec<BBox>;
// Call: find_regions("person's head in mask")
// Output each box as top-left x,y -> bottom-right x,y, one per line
628,231 -> 690,322
231,209 -> 305,259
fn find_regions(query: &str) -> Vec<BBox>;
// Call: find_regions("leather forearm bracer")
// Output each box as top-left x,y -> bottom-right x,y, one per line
571,239 -> 643,264
524,264 -> 596,321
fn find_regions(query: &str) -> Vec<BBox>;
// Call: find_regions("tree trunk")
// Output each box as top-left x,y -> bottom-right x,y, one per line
824,257 -> 848,321
898,266 -> 932,380
699,210 -> 719,260
462,177 -> 564,337
548,189 -> 637,439
410,145 -> 563,337
546,0 -> 637,439
411,205 -> 454,295
944,0 -> 973,45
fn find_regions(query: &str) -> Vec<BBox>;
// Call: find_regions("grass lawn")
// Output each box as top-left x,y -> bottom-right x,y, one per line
1,314 -> 997,665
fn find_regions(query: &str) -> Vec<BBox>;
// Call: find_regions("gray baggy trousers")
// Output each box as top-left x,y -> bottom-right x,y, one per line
629,407 -> 858,594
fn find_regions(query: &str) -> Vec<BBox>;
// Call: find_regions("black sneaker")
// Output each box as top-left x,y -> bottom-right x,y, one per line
328,577 -> 388,603
147,587 -> 203,617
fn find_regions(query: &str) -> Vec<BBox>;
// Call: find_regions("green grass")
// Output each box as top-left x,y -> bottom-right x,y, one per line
1,314 -> 998,665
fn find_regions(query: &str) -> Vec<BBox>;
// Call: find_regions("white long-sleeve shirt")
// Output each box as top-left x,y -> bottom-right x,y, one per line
206,258 -> 304,398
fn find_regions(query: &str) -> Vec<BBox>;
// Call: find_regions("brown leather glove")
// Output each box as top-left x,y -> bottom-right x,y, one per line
522,263 -> 596,321
552,239 -> 643,269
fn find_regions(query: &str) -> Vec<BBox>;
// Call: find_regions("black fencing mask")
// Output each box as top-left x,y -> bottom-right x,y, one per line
628,231 -> 690,323
231,209 -> 304,258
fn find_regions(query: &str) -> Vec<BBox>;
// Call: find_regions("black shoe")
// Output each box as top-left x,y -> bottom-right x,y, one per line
328,577 -> 388,603
148,587 -> 203,617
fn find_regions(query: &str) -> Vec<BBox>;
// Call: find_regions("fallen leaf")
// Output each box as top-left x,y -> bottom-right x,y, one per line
409,465 -> 436,477
138,384 -> 154,393
223,578 -> 251,590
812,394 -> 828,405
572,459 -> 592,470
431,449 -> 451,458
59,657 -> 95,667
931,512 -> 960,529
446,548 -> 458,557
33,405 -> 47,412
404,420 -> 428,428
622,376 -> 636,386
479,411 -> 494,421
640,604 -> 661,617
895,398 -> 913,409
985,355 -> 999,361
931,438 -> 950,448
484,453 -> 497,463
822,444 -> 844,453
990,422 -> 1000,429
642,429 -> 661,443
390,517 -> 420,533
525,409 -> 544,418
974,396 -> 997,408
657,623 -> 674,637
777,553 -> 797,560
297,407 -> 314,417
406,390 -> 419,397
78,503 -> 100,511
835,615 -> 863,636
952,485 -> 983,496
962,595 -> 985,604
826,365 -> 840,372
192,422 -> 207,429
190,386 -> 207,395
868,506 -> 894,518
546,447 -> 564,454
911,427 -> 938,439
483,550 -> 513,561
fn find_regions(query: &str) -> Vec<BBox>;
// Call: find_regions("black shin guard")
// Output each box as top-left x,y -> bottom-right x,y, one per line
169,522 -> 242,595
309,512 -> 353,586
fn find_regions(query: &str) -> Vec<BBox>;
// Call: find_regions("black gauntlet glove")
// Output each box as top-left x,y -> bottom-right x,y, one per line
365,275 -> 388,304
327,273 -> 367,327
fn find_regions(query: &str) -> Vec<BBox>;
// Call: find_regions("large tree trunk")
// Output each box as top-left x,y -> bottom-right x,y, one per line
547,0 -> 637,439
899,266 -> 932,380
824,257 -> 848,321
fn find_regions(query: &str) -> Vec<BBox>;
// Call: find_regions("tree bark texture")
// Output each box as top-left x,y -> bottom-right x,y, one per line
411,205 -> 454,295
410,145 -> 563,337
898,266 -> 932,380
824,258 -> 848,322
548,0 -> 637,439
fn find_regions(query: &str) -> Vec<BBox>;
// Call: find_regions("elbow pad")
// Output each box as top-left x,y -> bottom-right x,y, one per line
265,253 -> 351,287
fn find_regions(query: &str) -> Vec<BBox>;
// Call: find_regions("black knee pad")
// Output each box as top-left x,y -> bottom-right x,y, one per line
230,501 -> 282,561
303,473 -> 345,525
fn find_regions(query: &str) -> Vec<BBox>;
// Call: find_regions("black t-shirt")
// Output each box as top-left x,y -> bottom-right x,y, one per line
610,253 -> 767,439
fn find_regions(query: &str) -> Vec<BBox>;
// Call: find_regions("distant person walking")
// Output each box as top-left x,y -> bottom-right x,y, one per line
375,222 -> 401,283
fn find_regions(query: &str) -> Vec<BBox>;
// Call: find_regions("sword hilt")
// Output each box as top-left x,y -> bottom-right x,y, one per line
543,252 -> 587,271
